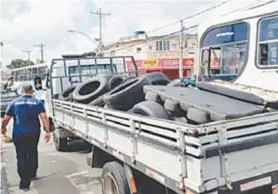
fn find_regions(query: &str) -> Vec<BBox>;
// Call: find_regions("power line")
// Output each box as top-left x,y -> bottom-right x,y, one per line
221,0 -> 276,17
147,0 -> 231,34
33,43 -> 45,64
104,25 -> 198,54
90,8 -> 111,55
103,1 -> 232,53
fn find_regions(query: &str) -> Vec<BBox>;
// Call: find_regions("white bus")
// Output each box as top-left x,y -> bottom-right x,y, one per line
10,62 -> 49,91
196,1 -> 278,92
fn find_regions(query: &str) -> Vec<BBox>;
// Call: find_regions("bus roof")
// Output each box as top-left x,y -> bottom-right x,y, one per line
198,1 -> 278,41
11,61 -> 50,72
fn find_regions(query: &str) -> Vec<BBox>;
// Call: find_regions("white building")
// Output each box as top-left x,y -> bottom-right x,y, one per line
102,31 -> 198,79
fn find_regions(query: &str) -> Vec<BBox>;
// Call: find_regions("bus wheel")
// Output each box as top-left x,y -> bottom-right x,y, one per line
102,162 -> 130,194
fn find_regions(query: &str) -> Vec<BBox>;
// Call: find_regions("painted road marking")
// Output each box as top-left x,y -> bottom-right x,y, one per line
66,170 -> 102,193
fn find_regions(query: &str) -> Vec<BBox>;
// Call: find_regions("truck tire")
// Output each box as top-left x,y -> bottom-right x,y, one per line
53,132 -> 68,152
59,85 -> 76,101
174,117 -> 188,123
109,75 -> 127,89
141,72 -> 170,85
89,94 -> 105,107
72,76 -> 110,104
145,91 -> 162,104
187,108 -> 210,124
103,78 -> 148,111
121,76 -> 136,84
103,73 -> 169,111
132,101 -> 170,119
102,162 -> 130,194
164,98 -> 180,112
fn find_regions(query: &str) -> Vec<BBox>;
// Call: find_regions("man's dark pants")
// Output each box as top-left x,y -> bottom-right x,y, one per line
13,133 -> 40,188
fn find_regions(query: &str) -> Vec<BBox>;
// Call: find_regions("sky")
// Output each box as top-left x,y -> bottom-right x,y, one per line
0,0 -> 262,68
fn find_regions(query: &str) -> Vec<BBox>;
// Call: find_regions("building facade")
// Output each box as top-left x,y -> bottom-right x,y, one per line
102,32 -> 198,79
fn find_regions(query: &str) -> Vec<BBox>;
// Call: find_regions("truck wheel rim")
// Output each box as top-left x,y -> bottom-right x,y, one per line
103,173 -> 119,194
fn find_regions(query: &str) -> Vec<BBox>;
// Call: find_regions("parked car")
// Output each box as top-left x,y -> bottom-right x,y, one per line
1,89 -> 19,117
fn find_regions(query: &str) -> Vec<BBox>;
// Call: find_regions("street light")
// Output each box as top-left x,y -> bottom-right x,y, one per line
67,30 -> 99,55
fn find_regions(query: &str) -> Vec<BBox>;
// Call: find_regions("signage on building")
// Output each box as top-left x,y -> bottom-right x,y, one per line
126,58 -> 194,70
142,60 -> 159,67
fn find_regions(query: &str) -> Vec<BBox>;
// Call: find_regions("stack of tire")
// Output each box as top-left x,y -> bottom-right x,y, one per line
58,73 -> 172,116
142,89 -> 188,123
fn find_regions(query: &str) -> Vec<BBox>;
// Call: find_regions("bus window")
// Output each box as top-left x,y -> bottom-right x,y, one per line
258,16 -> 278,67
201,22 -> 249,79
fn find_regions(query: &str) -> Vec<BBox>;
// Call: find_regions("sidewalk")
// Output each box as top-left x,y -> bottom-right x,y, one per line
1,144 -> 11,194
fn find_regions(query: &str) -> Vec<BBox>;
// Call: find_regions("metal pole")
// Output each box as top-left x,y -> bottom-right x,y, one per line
34,43 -> 45,63
22,50 -> 31,61
179,20 -> 184,79
40,44 -> 44,63
91,8 -> 110,56
99,8 -> 102,55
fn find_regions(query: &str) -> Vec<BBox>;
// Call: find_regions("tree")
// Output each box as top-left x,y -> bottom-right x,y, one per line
6,59 -> 35,69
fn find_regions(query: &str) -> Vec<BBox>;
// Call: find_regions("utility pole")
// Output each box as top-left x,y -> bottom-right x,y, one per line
90,8 -> 110,56
22,50 -> 31,61
179,20 -> 184,79
34,43 -> 45,63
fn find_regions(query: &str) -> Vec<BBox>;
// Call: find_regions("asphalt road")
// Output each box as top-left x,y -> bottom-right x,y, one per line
1,119 -> 103,194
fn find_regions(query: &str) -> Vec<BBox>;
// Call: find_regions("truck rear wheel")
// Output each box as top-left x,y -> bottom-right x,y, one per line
53,132 -> 68,151
102,162 -> 130,194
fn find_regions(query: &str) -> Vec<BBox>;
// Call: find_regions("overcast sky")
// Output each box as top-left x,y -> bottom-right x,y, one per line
1,0 -> 261,67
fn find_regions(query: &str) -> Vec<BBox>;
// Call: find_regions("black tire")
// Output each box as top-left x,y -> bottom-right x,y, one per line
72,76 -> 110,104
145,91 -> 162,103
109,75 -> 127,89
103,104 -> 110,109
141,72 -> 170,85
164,98 -> 180,112
102,162 -> 130,194
187,108 -> 210,124
132,101 -> 170,119
174,117 -> 188,123
53,132 -> 68,152
121,76 -> 136,84
53,94 -> 60,99
103,78 -> 148,111
89,94 -> 105,107
164,99 -> 185,117
59,85 -> 77,101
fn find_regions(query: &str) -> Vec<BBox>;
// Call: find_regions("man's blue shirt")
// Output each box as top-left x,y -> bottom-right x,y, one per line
5,95 -> 45,139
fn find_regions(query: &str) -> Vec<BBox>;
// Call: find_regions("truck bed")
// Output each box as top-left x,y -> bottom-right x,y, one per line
52,99 -> 278,193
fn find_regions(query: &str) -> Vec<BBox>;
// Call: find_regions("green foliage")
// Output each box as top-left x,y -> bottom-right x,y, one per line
7,59 -> 35,69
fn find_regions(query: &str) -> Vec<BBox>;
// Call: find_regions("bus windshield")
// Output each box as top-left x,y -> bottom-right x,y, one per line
200,22 -> 249,80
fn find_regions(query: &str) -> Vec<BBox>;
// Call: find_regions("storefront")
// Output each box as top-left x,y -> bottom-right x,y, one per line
126,58 -> 194,80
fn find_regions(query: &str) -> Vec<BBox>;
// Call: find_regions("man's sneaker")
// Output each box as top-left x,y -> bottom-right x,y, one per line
20,188 -> 30,192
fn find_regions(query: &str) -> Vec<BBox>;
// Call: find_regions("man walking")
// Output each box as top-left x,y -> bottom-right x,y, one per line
1,84 -> 51,191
